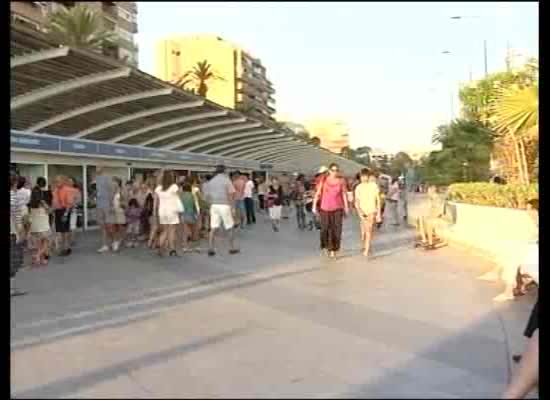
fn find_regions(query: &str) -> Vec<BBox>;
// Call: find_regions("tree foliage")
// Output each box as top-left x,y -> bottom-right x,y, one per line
416,119 -> 493,185
46,4 -> 118,50
173,60 -> 224,97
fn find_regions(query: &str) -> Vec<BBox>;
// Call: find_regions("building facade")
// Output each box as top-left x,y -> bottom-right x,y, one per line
303,120 -> 350,154
154,35 -> 276,121
10,1 -> 139,66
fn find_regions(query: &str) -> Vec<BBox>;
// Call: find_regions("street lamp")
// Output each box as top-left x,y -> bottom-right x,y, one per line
450,15 -> 488,77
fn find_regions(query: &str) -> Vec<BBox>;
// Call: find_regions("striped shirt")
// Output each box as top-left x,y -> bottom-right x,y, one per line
10,190 -> 25,233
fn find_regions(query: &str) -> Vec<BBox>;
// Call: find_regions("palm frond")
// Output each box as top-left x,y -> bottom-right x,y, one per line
491,86 -> 538,136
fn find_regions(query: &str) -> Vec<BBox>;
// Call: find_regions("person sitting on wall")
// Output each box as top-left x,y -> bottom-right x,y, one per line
484,198 -> 539,302
415,184 -> 446,249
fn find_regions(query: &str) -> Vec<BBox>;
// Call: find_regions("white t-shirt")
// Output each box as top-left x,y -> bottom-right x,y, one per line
244,180 -> 254,198
18,187 -> 31,206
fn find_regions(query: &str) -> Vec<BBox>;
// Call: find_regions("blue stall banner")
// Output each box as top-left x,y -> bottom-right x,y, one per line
11,133 -> 60,152
61,139 -> 98,154
98,143 -> 142,158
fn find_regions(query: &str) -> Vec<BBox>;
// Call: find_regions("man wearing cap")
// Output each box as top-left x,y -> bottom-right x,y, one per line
312,166 -> 329,230
203,165 -> 240,257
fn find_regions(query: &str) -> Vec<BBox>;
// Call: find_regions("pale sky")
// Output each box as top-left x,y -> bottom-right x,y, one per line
136,2 -> 538,152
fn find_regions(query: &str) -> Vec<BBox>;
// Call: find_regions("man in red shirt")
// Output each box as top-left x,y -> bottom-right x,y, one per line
52,176 -> 75,256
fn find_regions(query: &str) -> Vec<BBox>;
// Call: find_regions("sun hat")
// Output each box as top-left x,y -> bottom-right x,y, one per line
318,166 -> 328,174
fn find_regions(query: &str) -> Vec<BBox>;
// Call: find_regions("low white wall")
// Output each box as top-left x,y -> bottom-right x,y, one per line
407,193 -> 537,267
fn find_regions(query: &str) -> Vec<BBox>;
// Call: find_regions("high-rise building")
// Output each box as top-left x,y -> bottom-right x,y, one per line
154,35 -> 276,121
10,1 -> 139,66
304,120 -> 350,154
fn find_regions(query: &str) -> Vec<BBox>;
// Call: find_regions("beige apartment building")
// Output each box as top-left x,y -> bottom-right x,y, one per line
10,1 -> 139,66
154,35 -> 276,121
304,120 -> 350,154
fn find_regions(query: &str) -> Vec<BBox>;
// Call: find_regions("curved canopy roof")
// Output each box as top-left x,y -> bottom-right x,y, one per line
10,25 -> 364,175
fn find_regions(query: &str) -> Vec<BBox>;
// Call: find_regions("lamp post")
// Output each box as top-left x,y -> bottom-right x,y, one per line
450,16 -> 488,78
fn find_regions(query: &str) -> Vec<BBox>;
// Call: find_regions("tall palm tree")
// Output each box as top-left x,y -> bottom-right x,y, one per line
172,71 -> 194,93
183,60 -> 224,97
491,85 -> 538,183
46,4 -> 118,50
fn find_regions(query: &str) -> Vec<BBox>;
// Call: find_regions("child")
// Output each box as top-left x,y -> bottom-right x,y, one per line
266,178 -> 284,232
125,198 -> 142,248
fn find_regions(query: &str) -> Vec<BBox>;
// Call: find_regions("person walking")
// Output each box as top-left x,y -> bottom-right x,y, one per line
257,177 -> 267,214
155,170 -> 182,257
354,168 -> 382,257
67,177 -> 82,247
313,163 -> 349,259
387,177 -> 401,227
179,180 -> 200,253
232,171 -> 247,230
11,173 -> 27,296
203,165 -> 240,257
107,177 -> 127,252
291,174 -> 307,230
28,177 -> 53,266
244,174 -> 256,226
125,198 -> 142,248
266,178 -> 284,232
52,176 -> 75,256
96,166 -> 114,253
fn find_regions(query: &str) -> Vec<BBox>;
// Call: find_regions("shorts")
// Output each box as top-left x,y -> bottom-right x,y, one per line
234,199 -> 246,214
181,212 -> 198,225
127,222 -> 140,235
269,205 -> 282,220
54,209 -> 71,233
210,204 -> 234,230
359,212 -> 376,232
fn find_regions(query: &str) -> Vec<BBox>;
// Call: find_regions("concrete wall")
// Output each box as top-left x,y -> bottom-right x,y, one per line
407,193 -> 537,265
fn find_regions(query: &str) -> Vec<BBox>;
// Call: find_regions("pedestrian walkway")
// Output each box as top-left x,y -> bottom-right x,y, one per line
11,215 -> 536,398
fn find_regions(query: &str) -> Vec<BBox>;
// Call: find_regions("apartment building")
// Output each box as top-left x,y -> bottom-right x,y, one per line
10,1 -> 139,66
304,120 -> 350,154
155,35 -> 276,121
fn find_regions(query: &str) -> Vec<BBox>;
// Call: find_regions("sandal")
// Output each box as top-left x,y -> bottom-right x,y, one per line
229,249 -> 240,255
208,250 -> 216,257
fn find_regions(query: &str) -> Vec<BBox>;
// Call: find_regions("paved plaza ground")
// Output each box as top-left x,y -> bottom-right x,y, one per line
11,211 -> 537,398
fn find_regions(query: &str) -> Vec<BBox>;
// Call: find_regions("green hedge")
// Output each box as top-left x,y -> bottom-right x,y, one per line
447,183 -> 538,209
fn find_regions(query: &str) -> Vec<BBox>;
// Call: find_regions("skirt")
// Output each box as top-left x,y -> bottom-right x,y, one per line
10,234 -> 24,278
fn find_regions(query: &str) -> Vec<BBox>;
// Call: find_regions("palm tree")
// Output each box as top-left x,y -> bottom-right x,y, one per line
172,71 -> 194,93
491,85 -> 538,183
308,137 -> 321,146
178,60 -> 223,97
46,4 -> 118,50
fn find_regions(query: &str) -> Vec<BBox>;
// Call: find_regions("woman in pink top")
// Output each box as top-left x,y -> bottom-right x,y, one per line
313,163 -> 349,259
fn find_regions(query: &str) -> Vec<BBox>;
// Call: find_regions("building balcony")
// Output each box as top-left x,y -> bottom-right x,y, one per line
237,94 -> 275,117
102,3 -> 118,21
238,73 -> 275,95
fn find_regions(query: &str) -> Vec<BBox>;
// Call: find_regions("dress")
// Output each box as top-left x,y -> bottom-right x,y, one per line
155,184 -> 182,225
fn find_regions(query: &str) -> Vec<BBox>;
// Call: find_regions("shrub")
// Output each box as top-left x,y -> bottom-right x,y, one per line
447,182 -> 538,209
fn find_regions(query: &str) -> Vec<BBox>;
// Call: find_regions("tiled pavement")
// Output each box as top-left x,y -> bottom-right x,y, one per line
11,210 -> 537,398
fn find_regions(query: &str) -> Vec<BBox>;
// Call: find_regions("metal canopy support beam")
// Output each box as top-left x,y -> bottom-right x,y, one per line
11,67 -> 132,110
265,149 -> 325,163
219,137 -> 295,157
10,46 -> 70,68
166,123 -> 265,151
248,145 -> 315,161
140,117 -> 246,146
27,88 -> 173,132
109,110 -> 229,143
187,131 -> 281,154
228,141 -> 311,159
74,100 -> 205,139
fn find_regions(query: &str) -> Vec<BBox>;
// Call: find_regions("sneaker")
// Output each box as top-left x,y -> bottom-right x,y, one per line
126,242 -> 134,248
98,245 -> 110,253
112,241 -> 120,252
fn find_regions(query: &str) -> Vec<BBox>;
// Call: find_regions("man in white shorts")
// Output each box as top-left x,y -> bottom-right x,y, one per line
203,165 -> 240,257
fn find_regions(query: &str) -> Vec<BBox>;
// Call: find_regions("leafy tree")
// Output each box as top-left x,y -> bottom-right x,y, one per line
389,152 -> 413,177
417,119 -> 493,185
340,146 -> 354,159
46,4 -> 118,50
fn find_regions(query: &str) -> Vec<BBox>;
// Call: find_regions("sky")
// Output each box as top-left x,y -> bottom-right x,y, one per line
136,2 -> 538,152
